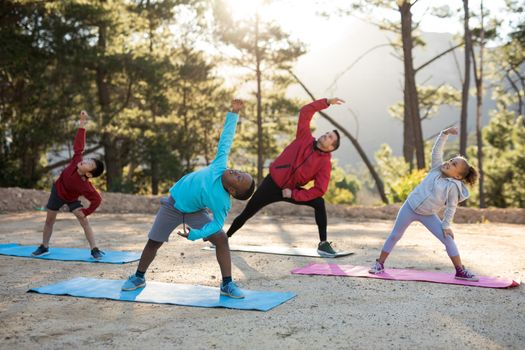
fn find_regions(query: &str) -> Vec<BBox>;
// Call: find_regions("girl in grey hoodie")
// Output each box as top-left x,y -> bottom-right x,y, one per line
369,127 -> 479,281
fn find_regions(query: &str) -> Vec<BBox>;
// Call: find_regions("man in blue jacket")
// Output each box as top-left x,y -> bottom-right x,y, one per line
122,99 -> 255,298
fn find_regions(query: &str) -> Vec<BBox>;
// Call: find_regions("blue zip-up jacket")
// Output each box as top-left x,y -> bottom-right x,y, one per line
169,112 -> 238,241
406,131 -> 469,229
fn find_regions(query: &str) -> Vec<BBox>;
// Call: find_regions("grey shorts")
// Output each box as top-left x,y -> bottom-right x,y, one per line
148,196 -> 224,242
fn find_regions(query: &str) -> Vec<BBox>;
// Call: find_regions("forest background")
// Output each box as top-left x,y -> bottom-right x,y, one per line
1,0 -> 524,208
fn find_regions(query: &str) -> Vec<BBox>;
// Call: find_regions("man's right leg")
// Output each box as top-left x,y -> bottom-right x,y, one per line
226,175 -> 282,237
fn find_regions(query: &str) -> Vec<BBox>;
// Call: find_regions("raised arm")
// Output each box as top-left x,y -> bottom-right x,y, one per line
211,100 -> 243,170
295,98 -> 344,139
431,126 -> 457,169
71,111 -> 88,164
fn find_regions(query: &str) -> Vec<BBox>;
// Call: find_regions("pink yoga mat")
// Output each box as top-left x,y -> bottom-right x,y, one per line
291,263 -> 520,289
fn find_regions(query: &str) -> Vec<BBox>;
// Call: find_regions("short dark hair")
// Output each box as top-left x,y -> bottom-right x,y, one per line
90,159 -> 105,178
457,156 -> 478,186
234,178 -> 256,200
331,129 -> 341,151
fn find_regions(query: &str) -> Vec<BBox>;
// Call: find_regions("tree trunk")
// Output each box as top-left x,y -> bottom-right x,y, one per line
471,1 -> 486,208
289,70 -> 389,204
181,87 -> 191,173
147,3 -> 159,195
459,0 -> 471,157
96,17 -> 123,192
403,87 -> 415,169
400,1 -> 425,169
255,11 -> 264,185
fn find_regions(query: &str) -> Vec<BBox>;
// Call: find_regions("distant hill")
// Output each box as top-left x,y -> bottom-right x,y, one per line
289,20 -> 495,168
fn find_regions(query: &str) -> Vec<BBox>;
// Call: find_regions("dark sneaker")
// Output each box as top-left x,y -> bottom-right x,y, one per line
121,274 -> 146,291
31,245 -> 49,257
455,266 -> 479,282
369,259 -> 385,274
91,247 -> 105,260
317,241 -> 337,257
220,281 -> 245,299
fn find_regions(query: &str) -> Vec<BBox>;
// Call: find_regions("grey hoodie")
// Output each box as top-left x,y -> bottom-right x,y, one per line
406,131 -> 469,229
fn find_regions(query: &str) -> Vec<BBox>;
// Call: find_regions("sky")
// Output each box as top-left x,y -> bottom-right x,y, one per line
222,0 -> 516,45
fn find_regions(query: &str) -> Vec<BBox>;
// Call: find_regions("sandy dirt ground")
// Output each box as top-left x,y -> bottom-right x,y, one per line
0,211 -> 523,349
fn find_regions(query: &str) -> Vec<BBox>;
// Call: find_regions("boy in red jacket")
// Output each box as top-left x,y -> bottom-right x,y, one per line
227,98 -> 344,256
32,111 -> 105,260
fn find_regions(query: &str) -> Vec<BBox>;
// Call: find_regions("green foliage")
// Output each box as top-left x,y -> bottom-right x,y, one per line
374,144 -> 427,202
389,84 -> 461,121
213,0 -> 306,181
323,162 -> 361,205
469,111 -> 525,208
0,0 -> 232,194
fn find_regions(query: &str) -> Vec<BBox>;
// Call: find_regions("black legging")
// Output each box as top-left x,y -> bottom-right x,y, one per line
226,175 -> 327,241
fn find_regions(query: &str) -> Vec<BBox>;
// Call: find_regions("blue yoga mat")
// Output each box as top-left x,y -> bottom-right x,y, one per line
0,243 -> 19,249
0,243 -> 140,264
28,277 -> 295,311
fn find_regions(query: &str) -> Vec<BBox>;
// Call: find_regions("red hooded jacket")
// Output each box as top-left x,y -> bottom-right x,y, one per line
269,99 -> 332,202
55,128 -> 102,216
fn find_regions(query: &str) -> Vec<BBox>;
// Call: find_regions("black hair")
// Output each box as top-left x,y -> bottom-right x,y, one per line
234,178 -> 256,200
90,159 -> 105,178
456,156 -> 478,186
331,129 -> 341,151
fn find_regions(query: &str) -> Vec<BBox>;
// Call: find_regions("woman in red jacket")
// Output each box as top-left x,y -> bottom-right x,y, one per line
226,98 -> 344,256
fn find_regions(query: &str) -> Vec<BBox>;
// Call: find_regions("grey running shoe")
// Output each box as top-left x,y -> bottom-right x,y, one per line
121,274 -> 146,291
220,281 -> 245,299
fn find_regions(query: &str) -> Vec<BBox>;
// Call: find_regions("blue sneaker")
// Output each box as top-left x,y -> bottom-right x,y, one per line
220,281 -> 245,299
121,274 -> 146,291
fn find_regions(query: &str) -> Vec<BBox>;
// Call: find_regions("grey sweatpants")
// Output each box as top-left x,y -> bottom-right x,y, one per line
148,196 -> 224,242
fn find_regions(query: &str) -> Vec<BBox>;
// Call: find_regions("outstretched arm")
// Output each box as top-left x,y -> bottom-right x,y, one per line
211,99 -> 243,170
178,207 -> 227,241
442,185 -> 460,231
431,126 -> 457,168
295,98 -> 344,139
81,189 -> 102,217
71,111 -> 88,164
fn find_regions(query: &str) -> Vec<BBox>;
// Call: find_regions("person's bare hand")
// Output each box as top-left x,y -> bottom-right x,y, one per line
443,228 -> 454,239
282,188 -> 292,198
79,110 -> 88,127
443,126 -> 458,135
177,226 -> 191,239
327,97 -> 345,105
231,99 -> 244,114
